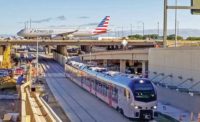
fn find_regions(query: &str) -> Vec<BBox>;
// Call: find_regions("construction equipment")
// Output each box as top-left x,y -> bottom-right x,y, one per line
1,44 -> 12,68
0,44 -> 16,89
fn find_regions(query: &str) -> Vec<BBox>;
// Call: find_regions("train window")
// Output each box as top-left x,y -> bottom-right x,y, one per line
103,84 -> 107,96
127,90 -> 131,99
112,87 -> 118,103
124,89 -> 126,97
124,89 -> 130,99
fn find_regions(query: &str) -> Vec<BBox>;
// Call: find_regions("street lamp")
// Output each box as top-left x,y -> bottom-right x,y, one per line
175,0 -> 178,47
157,22 -> 160,37
121,26 -> 124,37
36,37 -> 39,82
89,45 -> 92,64
130,24 -> 133,35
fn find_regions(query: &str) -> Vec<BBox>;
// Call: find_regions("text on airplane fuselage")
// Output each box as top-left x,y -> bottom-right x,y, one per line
30,29 -> 54,34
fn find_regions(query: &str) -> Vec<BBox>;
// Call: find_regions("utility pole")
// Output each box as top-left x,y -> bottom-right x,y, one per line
177,21 -> 180,36
130,24 -> 133,35
36,37 -> 39,81
157,22 -> 160,36
24,22 -> 26,29
121,26 -> 124,37
163,0 -> 200,48
30,19 -> 32,28
163,0 -> 168,48
142,22 -> 145,37
175,0 -> 178,47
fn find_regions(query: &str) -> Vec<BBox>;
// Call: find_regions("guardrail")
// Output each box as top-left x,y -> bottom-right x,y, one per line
0,39 -> 157,46
40,97 -> 63,122
20,79 -> 62,122
79,49 -> 149,61
20,82 -> 31,122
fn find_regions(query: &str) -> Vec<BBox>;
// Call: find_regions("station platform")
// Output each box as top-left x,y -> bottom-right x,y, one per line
158,102 -> 199,122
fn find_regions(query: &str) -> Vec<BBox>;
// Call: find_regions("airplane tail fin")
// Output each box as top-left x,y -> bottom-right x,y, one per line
93,16 -> 110,35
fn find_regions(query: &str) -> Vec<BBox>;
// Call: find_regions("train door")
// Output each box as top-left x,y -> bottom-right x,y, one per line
123,88 -> 132,116
89,78 -> 92,92
95,80 -> 98,95
108,85 -> 112,106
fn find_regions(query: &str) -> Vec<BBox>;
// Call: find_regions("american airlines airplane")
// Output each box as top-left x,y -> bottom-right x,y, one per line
17,16 -> 110,39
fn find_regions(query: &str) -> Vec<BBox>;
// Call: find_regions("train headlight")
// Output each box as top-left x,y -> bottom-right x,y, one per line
134,106 -> 139,109
153,106 -> 157,109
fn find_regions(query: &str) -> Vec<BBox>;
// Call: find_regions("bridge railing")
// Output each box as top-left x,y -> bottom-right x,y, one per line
20,78 -> 62,122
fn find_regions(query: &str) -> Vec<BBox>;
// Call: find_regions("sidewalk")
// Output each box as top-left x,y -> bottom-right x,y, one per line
158,102 -> 199,122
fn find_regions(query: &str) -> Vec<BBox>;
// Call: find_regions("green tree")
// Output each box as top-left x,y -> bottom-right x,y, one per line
167,34 -> 183,40
144,34 -> 159,39
186,37 -> 200,40
128,34 -> 144,40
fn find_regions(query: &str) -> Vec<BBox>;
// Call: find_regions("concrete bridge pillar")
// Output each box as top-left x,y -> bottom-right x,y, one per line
45,45 -> 52,54
57,45 -> 68,56
128,60 -> 134,66
81,45 -> 92,53
120,60 -> 126,73
45,46 -> 48,55
56,45 -> 61,53
103,60 -> 107,68
142,61 -> 148,76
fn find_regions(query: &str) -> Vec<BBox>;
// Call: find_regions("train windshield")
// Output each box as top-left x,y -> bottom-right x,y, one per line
129,79 -> 156,102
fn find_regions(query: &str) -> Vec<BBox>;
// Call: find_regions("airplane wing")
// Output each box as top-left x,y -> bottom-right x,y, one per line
58,29 -> 79,36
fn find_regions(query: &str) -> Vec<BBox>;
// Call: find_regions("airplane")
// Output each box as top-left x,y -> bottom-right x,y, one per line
17,16 -> 110,39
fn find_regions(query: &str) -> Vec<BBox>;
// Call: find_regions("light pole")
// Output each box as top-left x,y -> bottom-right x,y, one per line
157,22 -> 160,36
89,45 -> 92,64
130,24 -> 133,35
36,37 -> 39,81
121,26 -> 124,37
177,21 -> 180,36
142,22 -> 144,37
163,0 -> 168,48
175,0 -> 178,47
114,28 -> 117,37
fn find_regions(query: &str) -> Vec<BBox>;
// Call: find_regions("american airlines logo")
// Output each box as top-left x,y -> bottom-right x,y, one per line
30,29 -> 54,34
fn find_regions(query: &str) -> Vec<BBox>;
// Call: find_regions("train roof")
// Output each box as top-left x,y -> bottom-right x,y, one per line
81,64 -> 142,88
67,61 -> 151,88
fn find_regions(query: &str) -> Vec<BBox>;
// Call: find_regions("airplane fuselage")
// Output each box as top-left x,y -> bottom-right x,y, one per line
18,28 -> 95,38
17,16 -> 110,39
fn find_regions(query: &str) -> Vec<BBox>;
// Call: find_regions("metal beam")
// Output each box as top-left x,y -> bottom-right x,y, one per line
167,6 -> 200,9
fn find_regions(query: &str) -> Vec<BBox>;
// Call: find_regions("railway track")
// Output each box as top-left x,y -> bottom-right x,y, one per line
39,56 -> 176,122
41,58 -> 97,122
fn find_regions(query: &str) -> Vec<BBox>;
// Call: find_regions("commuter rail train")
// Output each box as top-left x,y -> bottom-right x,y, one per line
65,61 -> 157,119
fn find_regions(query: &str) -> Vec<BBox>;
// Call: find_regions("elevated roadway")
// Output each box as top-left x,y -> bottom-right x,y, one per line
80,49 -> 149,61
0,39 -> 157,46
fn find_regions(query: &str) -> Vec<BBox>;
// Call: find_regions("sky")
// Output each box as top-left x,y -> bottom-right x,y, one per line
0,0 -> 200,35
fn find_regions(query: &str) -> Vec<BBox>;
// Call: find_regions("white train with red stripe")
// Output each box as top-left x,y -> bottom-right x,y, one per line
65,61 -> 158,120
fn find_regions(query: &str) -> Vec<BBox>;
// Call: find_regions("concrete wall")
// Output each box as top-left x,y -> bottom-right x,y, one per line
156,86 -> 200,114
81,49 -> 148,61
53,52 -> 67,66
149,47 -> 200,113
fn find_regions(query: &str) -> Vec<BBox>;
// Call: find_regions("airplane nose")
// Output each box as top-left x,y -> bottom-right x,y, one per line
17,31 -> 21,36
17,29 -> 24,36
